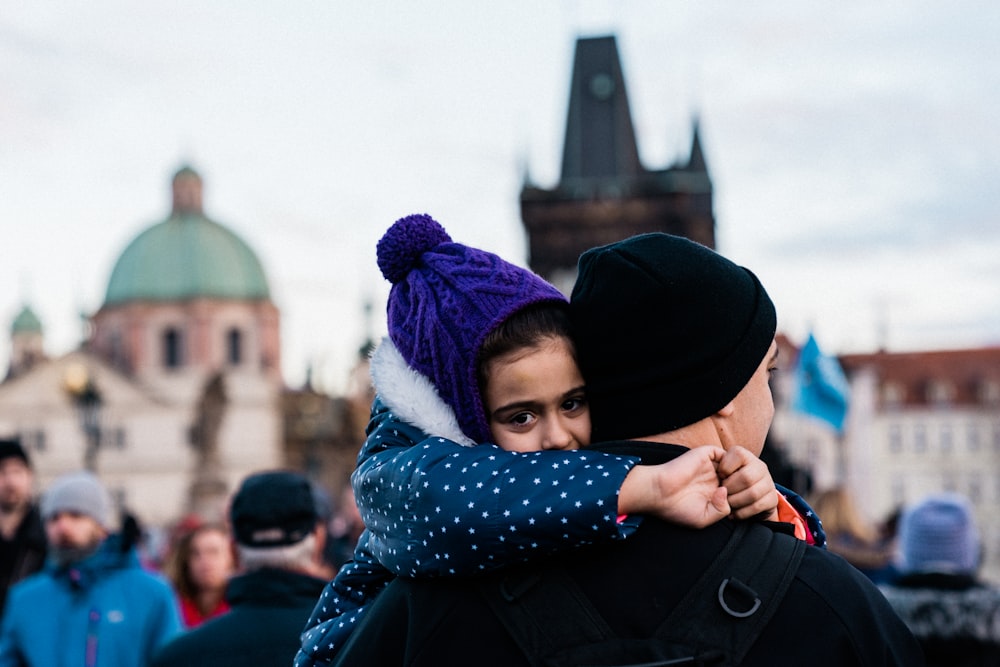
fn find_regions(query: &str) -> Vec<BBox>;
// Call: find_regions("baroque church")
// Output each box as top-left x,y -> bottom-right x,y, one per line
0,167 -> 286,527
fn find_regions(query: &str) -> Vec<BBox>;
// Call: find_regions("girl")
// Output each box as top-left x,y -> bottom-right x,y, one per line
163,521 -> 234,628
297,215 -> 820,665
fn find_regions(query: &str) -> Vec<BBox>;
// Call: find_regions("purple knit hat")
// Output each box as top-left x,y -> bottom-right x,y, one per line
377,214 -> 567,443
898,493 -> 981,575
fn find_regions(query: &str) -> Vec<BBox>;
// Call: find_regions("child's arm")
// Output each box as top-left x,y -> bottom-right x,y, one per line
355,399 -> 733,578
357,397 -> 639,576
295,531 -> 389,667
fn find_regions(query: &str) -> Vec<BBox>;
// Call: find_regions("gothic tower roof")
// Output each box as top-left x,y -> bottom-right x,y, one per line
560,35 -> 641,182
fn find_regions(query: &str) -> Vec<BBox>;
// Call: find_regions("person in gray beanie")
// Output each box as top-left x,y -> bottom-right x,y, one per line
0,470 -> 181,665
880,493 -> 1000,666
329,233 -> 922,666
39,471 -> 113,565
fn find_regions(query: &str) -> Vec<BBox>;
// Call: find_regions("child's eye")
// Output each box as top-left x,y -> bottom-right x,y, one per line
508,412 -> 536,427
562,396 -> 588,413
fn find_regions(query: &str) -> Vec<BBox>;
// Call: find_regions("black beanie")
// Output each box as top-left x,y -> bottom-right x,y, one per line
0,439 -> 29,467
570,233 -> 776,442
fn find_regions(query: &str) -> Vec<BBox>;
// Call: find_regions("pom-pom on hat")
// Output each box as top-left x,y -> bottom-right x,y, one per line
41,471 -> 113,529
898,493 -> 981,575
570,233 -> 777,442
377,214 -> 567,444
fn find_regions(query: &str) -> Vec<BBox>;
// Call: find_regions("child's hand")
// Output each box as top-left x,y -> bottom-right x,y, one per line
717,446 -> 779,521
618,447 -> 730,528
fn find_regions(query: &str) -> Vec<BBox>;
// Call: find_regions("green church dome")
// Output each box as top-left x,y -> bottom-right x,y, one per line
11,305 -> 42,334
104,167 -> 271,306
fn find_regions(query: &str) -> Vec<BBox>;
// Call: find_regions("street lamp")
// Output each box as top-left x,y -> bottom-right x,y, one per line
63,363 -> 103,472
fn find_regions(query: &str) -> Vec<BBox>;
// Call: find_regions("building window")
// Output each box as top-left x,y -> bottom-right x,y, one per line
926,380 -> 955,407
968,475 -> 982,503
112,427 -> 127,450
163,328 -> 183,368
943,474 -> 958,493
20,429 -> 45,453
978,379 -> 1000,406
111,487 -> 126,514
227,328 -> 242,366
882,382 -> 905,409
913,423 -> 927,453
967,422 -> 982,452
940,424 -> 953,452
109,332 -> 126,369
891,476 -> 906,506
889,424 -> 903,453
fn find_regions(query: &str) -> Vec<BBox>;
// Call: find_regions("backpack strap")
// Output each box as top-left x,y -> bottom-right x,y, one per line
653,521 -> 806,664
478,521 -> 805,667
477,567 -> 616,667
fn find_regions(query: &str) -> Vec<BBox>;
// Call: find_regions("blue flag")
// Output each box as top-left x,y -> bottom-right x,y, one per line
792,333 -> 850,432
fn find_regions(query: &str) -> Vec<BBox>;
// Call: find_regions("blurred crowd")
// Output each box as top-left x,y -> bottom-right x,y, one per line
4,425 -> 1000,667
813,485 -> 1000,667
0,437 -> 362,666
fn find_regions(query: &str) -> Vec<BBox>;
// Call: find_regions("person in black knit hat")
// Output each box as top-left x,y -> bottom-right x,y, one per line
330,232 -> 923,667
0,438 -> 46,615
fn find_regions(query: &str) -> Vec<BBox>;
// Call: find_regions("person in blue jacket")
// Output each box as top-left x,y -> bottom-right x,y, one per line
297,214 -> 820,665
0,471 -> 182,667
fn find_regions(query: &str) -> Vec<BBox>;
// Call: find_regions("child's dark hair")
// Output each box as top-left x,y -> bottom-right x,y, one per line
476,302 -> 576,397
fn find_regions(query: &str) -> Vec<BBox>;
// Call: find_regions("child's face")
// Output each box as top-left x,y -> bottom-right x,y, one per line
482,336 -> 590,452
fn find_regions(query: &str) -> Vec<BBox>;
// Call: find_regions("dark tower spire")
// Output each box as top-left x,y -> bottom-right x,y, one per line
520,35 -> 716,291
560,36 -> 641,181
687,117 -> 708,172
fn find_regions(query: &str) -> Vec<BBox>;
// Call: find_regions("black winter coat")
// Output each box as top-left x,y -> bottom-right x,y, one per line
150,567 -> 327,667
880,573 -> 1000,667
0,503 -> 46,615
332,441 -> 924,667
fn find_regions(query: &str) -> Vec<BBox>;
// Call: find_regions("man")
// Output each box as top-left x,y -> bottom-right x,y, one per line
0,470 -> 181,665
0,439 -> 45,616
150,470 -> 329,667
331,233 -> 924,665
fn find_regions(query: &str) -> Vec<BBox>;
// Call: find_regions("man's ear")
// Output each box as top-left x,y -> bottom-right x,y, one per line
716,400 -> 736,418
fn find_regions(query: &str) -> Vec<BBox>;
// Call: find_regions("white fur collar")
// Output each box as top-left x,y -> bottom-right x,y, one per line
369,338 -> 475,446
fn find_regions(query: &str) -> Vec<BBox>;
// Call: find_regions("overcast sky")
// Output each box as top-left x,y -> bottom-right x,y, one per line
3,1 -> 999,392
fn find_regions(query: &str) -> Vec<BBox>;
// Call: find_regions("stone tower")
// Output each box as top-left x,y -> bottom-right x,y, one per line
520,35 -> 714,293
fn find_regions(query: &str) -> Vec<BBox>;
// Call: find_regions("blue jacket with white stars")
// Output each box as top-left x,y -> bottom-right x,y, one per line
296,340 -> 642,666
